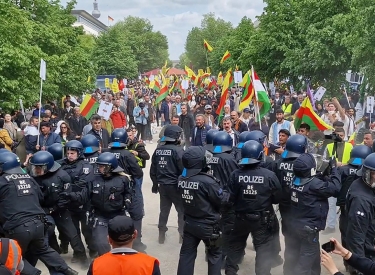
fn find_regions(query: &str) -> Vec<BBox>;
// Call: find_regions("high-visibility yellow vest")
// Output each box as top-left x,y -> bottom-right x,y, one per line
326,142 -> 353,164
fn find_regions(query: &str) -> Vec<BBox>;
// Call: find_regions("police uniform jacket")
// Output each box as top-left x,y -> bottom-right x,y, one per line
0,173 -> 45,230
178,172 -> 224,224
33,169 -> 72,214
103,148 -> 143,179
337,164 -> 360,207
228,165 -> 282,214
289,168 -> 340,231
206,151 -> 239,187
272,157 -> 297,211
84,152 -> 100,165
150,144 -> 184,186
61,158 -> 94,212
345,178 -> 375,258
90,174 -> 132,219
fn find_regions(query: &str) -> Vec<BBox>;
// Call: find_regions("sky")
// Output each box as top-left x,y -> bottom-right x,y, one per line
62,0 -> 266,60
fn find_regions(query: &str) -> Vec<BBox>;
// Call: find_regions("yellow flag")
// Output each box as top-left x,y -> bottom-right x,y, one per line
217,71 -> 223,85
206,67 -> 211,74
198,69 -> 204,76
104,78 -> 110,88
87,76 -> 91,83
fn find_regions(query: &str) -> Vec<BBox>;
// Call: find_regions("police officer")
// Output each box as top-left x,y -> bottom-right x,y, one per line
104,128 -> 146,251
287,153 -> 340,275
232,131 -> 249,162
206,131 -> 239,266
81,134 -> 100,164
337,145 -> 372,253
246,130 -> 273,169
59,140 -> 97,259
88,152 -> 133,256
225,140 -> 281,275
0,152 -> 78,275
272,134 -> 307,274
345,153 -> 375,275
29,151 -> 89,269
150,125 -> 185,244
204,129 -> 219,152
48,143 -> 65,162
177,146 -> 229,275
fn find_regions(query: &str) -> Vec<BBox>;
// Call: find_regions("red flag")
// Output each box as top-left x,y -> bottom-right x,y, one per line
118,79 -> 125,91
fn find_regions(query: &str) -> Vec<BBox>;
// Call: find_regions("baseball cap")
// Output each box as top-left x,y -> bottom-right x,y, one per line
243,108 -> 250,113
108,216 -> 135,243
205,105 -> 212,110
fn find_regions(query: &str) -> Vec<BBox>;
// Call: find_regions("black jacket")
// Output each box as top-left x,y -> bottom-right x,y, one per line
289,168 -> 340,231
206,151 -> 239,188
127,141 -> 150,168
179,113 -> 195,142
87,128 -> 110,149
68,116 -> 88,137
346,178 -> 375,258
84,152 -> 100,165
228,165 -> 282,213
150,143 -> 184,185
0,173 -> 44,230
334,253 -> 375,275
337,164 -> 360,207
178,172 -> 226,224
103,148 -> 143,179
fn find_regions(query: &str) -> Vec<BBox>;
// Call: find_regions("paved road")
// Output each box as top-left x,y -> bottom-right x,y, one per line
36,134 -> 346,274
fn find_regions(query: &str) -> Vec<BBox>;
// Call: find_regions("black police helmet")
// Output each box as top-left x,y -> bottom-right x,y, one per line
237,131 -> 250,149
292,153 -> 317,185
357,153 -> 375,188
65,140 -> 83,158
349,145 -> 372,166
0,152 -> 24,174
206,129 -> 218,145
181,146 -> 207,177
81,134 -> 100,154
160,125 -> 182,142
110,129 -> 128,148
282,134 -> 308,159
246,130 -> 267,145
96,152 -> 123,173
239,140 -> 263,165
29,151 -> 60,176
212,131 -> 233,153
47,143 -> 64,161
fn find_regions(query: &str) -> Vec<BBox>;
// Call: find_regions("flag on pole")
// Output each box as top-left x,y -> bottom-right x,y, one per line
155,74 -> 169,104
306,83 -> 316,111
216,68 -> 233,116
239,71 -> 254,111
251,67 -> 271,120
220,50 -> 231,64
80,94 -> 99,119
203,39 -> 213,52
294,97 -> 334,131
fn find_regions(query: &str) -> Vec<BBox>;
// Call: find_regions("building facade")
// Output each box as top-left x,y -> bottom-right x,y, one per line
71,10 -> 108,36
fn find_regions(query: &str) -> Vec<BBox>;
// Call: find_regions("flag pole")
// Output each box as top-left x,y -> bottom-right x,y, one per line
37,77 -> 43,147
205,49 -> 209,68
251,65 -> 262,129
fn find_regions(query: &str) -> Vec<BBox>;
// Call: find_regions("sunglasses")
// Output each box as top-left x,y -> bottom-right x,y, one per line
60,126 -> 67,129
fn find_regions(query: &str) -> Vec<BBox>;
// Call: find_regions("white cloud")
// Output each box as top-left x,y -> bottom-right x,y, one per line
61,0 -> 265,59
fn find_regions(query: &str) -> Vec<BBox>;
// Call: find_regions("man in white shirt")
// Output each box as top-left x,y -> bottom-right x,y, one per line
268,109 -> 296,145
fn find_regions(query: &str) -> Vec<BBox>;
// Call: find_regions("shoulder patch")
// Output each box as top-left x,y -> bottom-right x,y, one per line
83,167 -> 90,174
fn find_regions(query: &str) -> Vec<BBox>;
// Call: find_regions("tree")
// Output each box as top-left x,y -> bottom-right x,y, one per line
178,53 -> 191,69
185,13 -> 233,70
92,25 -> 138,79
112,17 -> 169,73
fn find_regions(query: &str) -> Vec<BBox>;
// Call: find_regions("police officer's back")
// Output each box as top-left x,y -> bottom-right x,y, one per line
225,141 -> 282,275
150,125 -> 185,244
232,131 -> 249,162
0,152 -> 78,275
177,146 -> 229,275
287,153 -> 340,275
81,134 -> 100,164
346,153 -> 375,268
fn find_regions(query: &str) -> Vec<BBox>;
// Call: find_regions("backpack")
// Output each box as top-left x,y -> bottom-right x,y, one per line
0,238 -> 12,275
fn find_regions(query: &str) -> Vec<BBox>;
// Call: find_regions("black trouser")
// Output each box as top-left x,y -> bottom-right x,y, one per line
177,220 -> 222,275
128,115 -> 135,127
339,206 -> 348,250
158,184 -> 184,234
6,218 -> 69,275
285,226 -> 320,275
225,215 -> 275,275
145,120 -> 152,141
136,123 -> 146,140
280,205 -> 294,274
220,207 -> 235,261
52,210 -> 87,258
60,210 -> 96,254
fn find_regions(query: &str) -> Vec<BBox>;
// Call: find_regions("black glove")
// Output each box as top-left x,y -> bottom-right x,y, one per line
59,192 -> 78,201
329,156 -> 337,169
152,183 -> 159,194
124,198 -> 131,210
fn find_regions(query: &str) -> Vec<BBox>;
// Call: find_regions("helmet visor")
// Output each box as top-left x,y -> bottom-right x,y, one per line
30,164 -> 48,177
95,163 -> 111,175
363,167 -> 375,188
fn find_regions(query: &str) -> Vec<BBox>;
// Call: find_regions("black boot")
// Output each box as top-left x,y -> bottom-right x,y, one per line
133,239 -> 147,252
64,267 -> 79,275
60,244 -> 68,254
158,231 -> 166,244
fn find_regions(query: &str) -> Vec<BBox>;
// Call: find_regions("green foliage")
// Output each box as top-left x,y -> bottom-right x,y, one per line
0,0 -> 95,110
178,53 -> 191,69
185,13 -> 233,70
